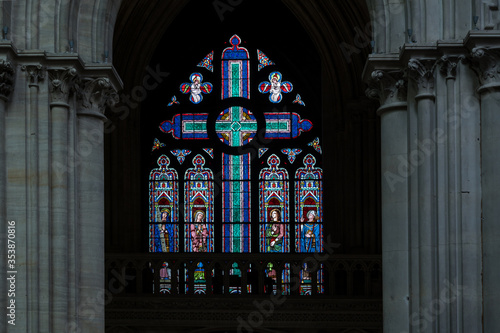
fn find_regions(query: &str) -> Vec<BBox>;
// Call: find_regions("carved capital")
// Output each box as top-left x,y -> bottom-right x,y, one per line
48,67 -> 78,106
366,69 -> 407,107
438,55 -> 461,79
21,64 -> 45,87
408,59 -> 437,97
76,77 -> 118,116
0,60 -> 15,102
470,47 -> 500,87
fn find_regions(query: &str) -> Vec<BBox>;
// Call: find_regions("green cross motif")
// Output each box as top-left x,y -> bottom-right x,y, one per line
215,106 -> 258,147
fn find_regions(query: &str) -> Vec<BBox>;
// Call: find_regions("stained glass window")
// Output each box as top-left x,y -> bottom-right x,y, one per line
159,262 -> 177,294
222,153 -> 252,253
184,154 -> 214,252
149,155 -> 178,253
260,154 -> 289,253
264,262 -> 278,294
221,34 -> 249,100
282,263 -> 291,295
185,262 -> 207,294
317,263 -> 325,294
299,262 -> 313,295
264,262 -> 291,295
148,33 -> 323,273
295,154 -> 323,253
229,262 -> 242,294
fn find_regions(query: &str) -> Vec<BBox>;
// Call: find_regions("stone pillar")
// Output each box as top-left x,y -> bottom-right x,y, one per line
455,53 -> 482,333
470,46 -> 500,333
20,63 -> 46,333
408,59 -> 439,332
48,67 -> 78,332
76,77 -> 116,332
367,67 -> 409,332
0,60 -> 14,333
435,54 -> 483,333
437,56 -> 459,333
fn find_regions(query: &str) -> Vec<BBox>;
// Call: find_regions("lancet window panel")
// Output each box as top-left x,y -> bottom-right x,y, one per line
259,154 -> 290,253
184,154 -> 214,253
221,34 -> 250,100
295,154 -> 323,253
149,155 -> 179,253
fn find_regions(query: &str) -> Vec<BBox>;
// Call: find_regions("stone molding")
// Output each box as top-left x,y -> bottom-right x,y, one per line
48,67 -> 78,106
362,40 -> 487,106
0,59 -> 14,102
21,63 -> 45,88
107,310 -> 382,324
106,297 -> 382,312
0,41 -> 122,94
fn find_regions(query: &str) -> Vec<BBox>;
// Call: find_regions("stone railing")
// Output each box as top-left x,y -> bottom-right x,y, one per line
105,253 -> 382,297
105,253 -> 382,332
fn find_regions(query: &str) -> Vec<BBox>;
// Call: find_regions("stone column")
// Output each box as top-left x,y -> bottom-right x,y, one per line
367,68 -> 409,333
470,46 -> 500,332
408,58 -> 438,333
437,55 -> 458,333
456,53 -> 482,333
76,77 -> 116,332
48,67 -> 78,332
20,63 -> 45,333
435,55 -> 482,333
0,60 -> 14,333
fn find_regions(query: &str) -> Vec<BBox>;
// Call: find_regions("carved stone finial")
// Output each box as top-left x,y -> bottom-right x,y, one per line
366,69 -> 407,106
21,64 -> 45,87
408,59 -> 437,96
470,47 -> 500,86
48,68 -> 78,105
0,60 -> 15,101
77,77 -> 118,115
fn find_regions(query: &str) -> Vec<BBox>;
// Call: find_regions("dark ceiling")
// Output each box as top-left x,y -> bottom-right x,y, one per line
113,0 -> 372,101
